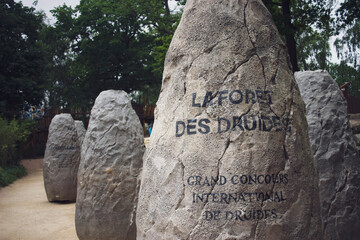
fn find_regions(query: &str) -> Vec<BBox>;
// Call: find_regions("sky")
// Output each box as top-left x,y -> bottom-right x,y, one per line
17,0 -> 179,24
16,0 -> 80,24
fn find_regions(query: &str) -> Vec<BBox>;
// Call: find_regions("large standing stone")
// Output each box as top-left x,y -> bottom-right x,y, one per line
295,70 -> 360,240
43,113 -> 81,202
75,120 -> 86,146
75,90 -> 145,240
136,0 -> 323,239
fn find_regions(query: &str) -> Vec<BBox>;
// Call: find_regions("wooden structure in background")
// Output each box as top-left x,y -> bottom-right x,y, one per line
132,103 -> 155,136
22,103 -> 155,158
340,82 -> 360,114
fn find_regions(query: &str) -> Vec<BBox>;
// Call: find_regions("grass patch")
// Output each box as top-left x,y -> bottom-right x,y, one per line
0,165 -> 27,187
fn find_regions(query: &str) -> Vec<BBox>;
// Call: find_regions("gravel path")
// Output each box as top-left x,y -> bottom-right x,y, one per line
0,159 -> 78,240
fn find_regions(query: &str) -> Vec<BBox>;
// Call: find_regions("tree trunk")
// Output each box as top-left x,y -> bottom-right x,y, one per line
282,0 -> 299,72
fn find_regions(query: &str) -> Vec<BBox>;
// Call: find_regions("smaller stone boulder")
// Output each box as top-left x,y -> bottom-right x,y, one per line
43,113 -> 81,202
75,120 -> 86,146
75,90 -> 145,240
295,70 -> 360,240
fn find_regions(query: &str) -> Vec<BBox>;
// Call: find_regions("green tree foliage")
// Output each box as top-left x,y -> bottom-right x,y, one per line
334,22 -> 359,67
0,117 -> 35,167
73,1 -> 154,103
335,0 -> 360,69
336,0 -> 360,26
143,0 -> 183,78
142,0 -> 184,104
297,29 -> 331,70
0,165 -> 27,187
2,0 -> 358,116
40,5 -> 77,110
0,0 -> 47,118
263,0 -> 360,97
43,0 -> 185,110
328,0 -> 360,96
263,0 -> 333,72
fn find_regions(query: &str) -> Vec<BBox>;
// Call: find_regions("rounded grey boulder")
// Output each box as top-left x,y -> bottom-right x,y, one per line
75,90 -> 145,240
43,113 -> 81,202
295,70 -> 360,240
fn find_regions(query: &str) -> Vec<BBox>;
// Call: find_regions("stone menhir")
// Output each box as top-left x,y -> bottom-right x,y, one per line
43,113 -> 81,202
74,120 -> 86,146
136,0 -> 323,239
75,90 -> 145,240
295,70 -> 360,240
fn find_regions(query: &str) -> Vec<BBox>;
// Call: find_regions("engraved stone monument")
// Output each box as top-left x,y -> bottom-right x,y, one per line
295,70 -> 360,240
43,113 -> 81,202
136,0 -> 323,239
75,90 -> 145,240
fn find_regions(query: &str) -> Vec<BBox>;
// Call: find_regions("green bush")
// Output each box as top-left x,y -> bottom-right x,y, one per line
0,117 -> 35,167
0,165 -> 27,187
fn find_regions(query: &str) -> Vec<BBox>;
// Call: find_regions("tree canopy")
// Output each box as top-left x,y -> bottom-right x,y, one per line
39,0 -> 185,112
1,0 -> 359,118
335,0 -> 359,69
263,0 -> 359,96
0,0 -> 47,118
333,0 -> 360,96
262,0 -> 333,71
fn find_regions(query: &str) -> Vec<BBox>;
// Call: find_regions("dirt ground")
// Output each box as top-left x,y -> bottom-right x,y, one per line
0,158 -> 78,240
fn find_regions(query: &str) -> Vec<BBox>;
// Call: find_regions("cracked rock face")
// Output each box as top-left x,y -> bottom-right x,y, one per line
75,120 -> 86,146
75,90 -> 145,240
295,70 -> 360,240
136,0 -> 322,239
43,113 -> 81,202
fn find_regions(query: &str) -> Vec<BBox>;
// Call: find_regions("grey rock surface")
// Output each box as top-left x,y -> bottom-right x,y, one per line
295,70 -> 360,240
43,113 -> 81,202
74,120 -> 86,146
75,90 -> 145,240
136,0 -> 323,239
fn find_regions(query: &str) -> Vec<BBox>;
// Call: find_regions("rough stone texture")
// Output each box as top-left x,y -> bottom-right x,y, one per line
43,113 -> 81,202
295,70 -> 360,240
75,90 -> 145,240
136,0 -> 323,239
75,120 -> 86,146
